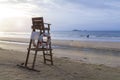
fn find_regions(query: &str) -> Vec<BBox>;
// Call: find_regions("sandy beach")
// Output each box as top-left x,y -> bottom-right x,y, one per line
0,37 -> 120,80
0,0 -> 120,79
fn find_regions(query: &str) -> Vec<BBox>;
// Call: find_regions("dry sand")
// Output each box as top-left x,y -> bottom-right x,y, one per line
0,48 -> 119,80
0,37 -> 120,80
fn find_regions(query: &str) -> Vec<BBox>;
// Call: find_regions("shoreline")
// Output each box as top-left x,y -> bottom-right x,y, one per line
0,37 -> 120,51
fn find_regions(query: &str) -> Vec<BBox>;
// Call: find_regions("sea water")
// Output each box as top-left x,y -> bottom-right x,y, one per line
0,31 -> 120,42
52,31 -> 120,42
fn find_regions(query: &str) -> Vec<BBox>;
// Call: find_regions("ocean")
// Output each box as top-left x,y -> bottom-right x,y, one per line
0,31 -> 120,42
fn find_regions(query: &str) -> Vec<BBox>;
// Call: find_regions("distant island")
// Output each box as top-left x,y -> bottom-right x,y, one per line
72,29 -> 87,31
72,29 -> 81,31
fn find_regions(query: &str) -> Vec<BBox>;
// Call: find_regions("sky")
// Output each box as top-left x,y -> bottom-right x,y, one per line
0,0 -> 120,32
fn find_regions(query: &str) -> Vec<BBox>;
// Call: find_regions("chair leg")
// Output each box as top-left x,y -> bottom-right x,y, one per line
43,50 -> 46,64
32,49 -> 38,69
25,50 -> 30,67
50,50 -> 53,65
25,39 -> 32,67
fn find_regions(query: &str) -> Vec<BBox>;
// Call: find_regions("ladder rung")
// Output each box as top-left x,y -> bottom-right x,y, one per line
27,48 -> 52,51
44,54 -> 51,55
45,59 -> 52,62
44,28 -> 49,30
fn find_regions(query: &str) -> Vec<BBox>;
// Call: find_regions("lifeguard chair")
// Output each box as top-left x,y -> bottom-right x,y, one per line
18,17 -> 53,71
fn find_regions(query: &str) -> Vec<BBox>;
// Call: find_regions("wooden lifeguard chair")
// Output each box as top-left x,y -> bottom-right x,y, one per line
18,17 -> 53,71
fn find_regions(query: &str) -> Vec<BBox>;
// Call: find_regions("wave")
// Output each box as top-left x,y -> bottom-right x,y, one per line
0,31 -> 120,42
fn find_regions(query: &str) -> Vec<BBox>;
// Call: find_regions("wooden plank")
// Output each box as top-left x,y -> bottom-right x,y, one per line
17,64 -> 40,72
45,59 -> 52,62
27,48 -> 52,51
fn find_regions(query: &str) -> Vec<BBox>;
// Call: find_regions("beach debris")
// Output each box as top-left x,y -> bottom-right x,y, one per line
0,47 -> 3,50
83,57 -> 87,60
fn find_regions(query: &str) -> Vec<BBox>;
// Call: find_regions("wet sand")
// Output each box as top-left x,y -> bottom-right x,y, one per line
0,37 -> 120,67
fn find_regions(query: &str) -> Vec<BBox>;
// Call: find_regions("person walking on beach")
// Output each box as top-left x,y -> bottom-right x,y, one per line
87,35 -> 89,38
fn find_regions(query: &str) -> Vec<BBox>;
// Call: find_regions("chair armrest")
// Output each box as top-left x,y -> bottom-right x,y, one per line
44,23 -> 51,25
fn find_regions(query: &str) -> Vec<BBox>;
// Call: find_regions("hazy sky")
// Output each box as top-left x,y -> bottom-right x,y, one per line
0,0 -> 120,32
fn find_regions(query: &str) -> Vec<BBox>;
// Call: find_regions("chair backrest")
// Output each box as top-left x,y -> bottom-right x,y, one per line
32,17 -> 44,30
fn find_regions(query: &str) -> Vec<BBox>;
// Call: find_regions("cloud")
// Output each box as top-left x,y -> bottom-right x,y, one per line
0,0 -> 120,31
